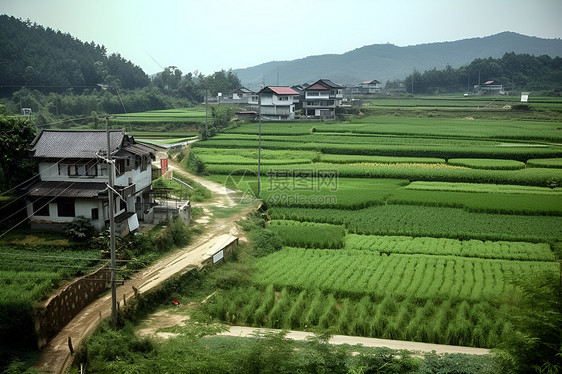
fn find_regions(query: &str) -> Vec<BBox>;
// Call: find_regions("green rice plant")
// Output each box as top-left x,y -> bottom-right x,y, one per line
388,188 -> 562,215
253,248 -> 558,302
527,158 -> 562,168
253,285 -> 275,326
195,139 -> 562,162
271,205 -> 562,243
447,158 -> 525,170
269,220 -> 345,249
204,162 -> 562,187
320,154 -> 446,164
404,181 -> 562,195
266,288 -> 290,329
345,234 -> 555,261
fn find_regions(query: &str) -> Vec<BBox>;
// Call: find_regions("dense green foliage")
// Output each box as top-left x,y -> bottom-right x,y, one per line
403,52 -> 562,94
0,15 -> 149,93
345,234 -> 555,261
78,319 -> 497,374
0,244 -> 102,368
269,220 -> 345,248
0,116 -> 36,193
270,205 -> 562,242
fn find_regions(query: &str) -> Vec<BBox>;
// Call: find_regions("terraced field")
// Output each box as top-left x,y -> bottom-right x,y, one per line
190,105 -> 562,348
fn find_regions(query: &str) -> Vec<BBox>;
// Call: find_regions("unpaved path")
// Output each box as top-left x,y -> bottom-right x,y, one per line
33,150 -> 259,374
138,309 -> 490,357
218,326 -> 491,355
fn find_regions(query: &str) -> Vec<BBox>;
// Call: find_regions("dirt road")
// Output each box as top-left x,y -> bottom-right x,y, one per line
218,326 -> 491,355
34,151 -> 259,374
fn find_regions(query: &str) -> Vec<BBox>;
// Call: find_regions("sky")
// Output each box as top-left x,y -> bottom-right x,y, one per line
1,0 -> 561,76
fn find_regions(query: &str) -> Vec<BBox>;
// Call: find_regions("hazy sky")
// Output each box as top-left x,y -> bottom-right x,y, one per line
2,0 -> 561,76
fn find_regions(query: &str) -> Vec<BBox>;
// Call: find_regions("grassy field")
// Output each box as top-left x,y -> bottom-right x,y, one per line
183,98 -> 562,350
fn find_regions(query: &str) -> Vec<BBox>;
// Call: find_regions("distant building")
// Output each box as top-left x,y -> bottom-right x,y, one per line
475,80 -> 505,95
235,111 -> 258,121
231,87 -> 259,105
22,130 -> 157,234
349,79 -> 383,94
303,79 -> 344,119
258,86 -> 299,120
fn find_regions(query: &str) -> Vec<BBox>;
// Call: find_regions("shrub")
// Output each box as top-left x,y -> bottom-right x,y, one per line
64,216 -> 95,242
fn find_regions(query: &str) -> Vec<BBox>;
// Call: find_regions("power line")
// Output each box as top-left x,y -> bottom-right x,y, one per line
0,181 -> 79,239
0,252 -> 134,263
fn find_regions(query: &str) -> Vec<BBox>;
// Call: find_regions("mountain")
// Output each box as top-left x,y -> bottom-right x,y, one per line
233,32 -> 562,88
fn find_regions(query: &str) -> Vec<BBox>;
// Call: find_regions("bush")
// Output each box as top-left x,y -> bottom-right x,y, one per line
64,216 -> 95,242
186,153 -> 206,174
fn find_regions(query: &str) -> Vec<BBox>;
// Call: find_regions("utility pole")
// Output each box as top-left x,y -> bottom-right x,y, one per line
105,117 -> 118,326
257,91 -> 262,198
205,89 -> 208,139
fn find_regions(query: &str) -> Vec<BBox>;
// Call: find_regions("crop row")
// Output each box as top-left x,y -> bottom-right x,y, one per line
253,248 -> 557,301
269,220 -> 345,249
203,285 -> 509,348
387,189 -> 562,216
270,205 -> 562,242
224,116 -> 562,142
447,158 -> 525,170
204,162 -> 562,187
527,158 -> 562,168
345,234 -> 555,262
193,138 -> 562,161
314,116 -> 562,142
404,181 -> 562,194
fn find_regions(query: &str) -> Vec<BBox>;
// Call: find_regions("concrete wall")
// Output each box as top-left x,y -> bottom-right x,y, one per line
34,266 -> 111,349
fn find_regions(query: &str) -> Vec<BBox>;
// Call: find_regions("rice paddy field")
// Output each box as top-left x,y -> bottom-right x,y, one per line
189,100 -> 562,349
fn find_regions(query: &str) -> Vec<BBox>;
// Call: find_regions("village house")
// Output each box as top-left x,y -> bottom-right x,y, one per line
258,86 -> 300,120
475,80 -> 505,95
22,129 -> 157,234
349,79 -> 383,94
303,79 -> 344,119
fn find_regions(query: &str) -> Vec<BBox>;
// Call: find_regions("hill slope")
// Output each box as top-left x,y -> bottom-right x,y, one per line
0,15 -> 149,95
233,32 -> 562,87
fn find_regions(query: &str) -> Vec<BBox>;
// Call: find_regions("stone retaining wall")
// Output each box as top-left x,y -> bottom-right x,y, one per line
34,266 -> 111,349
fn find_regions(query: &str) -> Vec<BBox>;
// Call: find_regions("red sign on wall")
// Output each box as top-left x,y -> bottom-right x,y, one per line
160,158 -> 168,176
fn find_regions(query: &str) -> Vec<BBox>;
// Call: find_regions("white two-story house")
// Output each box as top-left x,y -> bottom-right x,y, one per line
303,79 -> 344,119
258,86 -> 299,120
23,129 -> 157,233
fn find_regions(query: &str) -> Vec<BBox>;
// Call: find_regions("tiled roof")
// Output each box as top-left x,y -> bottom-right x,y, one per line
31,130 -> 125,159
306,79 -> 344,91
30,130 -> 157,160
307,83 -> 329,90
24,181 -> 107,198
362,79 -> 381,84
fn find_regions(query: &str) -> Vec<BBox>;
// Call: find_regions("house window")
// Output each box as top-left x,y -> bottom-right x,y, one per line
91,208 -> 99,220
307,92 -> 319,96
57,200 -> 75,217
86,163 -> 97,176
120,198 -> 127,211
33,200 -> 50,216
115,159 -> 125,176
67,162 -> 97,177
279,96 -> 288,101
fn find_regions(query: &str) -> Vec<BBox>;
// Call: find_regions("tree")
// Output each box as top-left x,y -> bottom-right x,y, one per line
495,268 -> 562,373
0,116 -> 36,193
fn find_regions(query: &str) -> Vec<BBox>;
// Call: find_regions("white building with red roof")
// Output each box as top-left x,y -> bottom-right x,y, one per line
258,86 -> 299,120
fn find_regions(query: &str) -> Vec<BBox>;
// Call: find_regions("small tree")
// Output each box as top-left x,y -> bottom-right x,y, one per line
64,216 -> 95,242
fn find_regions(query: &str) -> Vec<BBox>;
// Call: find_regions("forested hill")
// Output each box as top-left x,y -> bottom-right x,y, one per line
233,32 -> 562,88
0,15 -> 149,96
